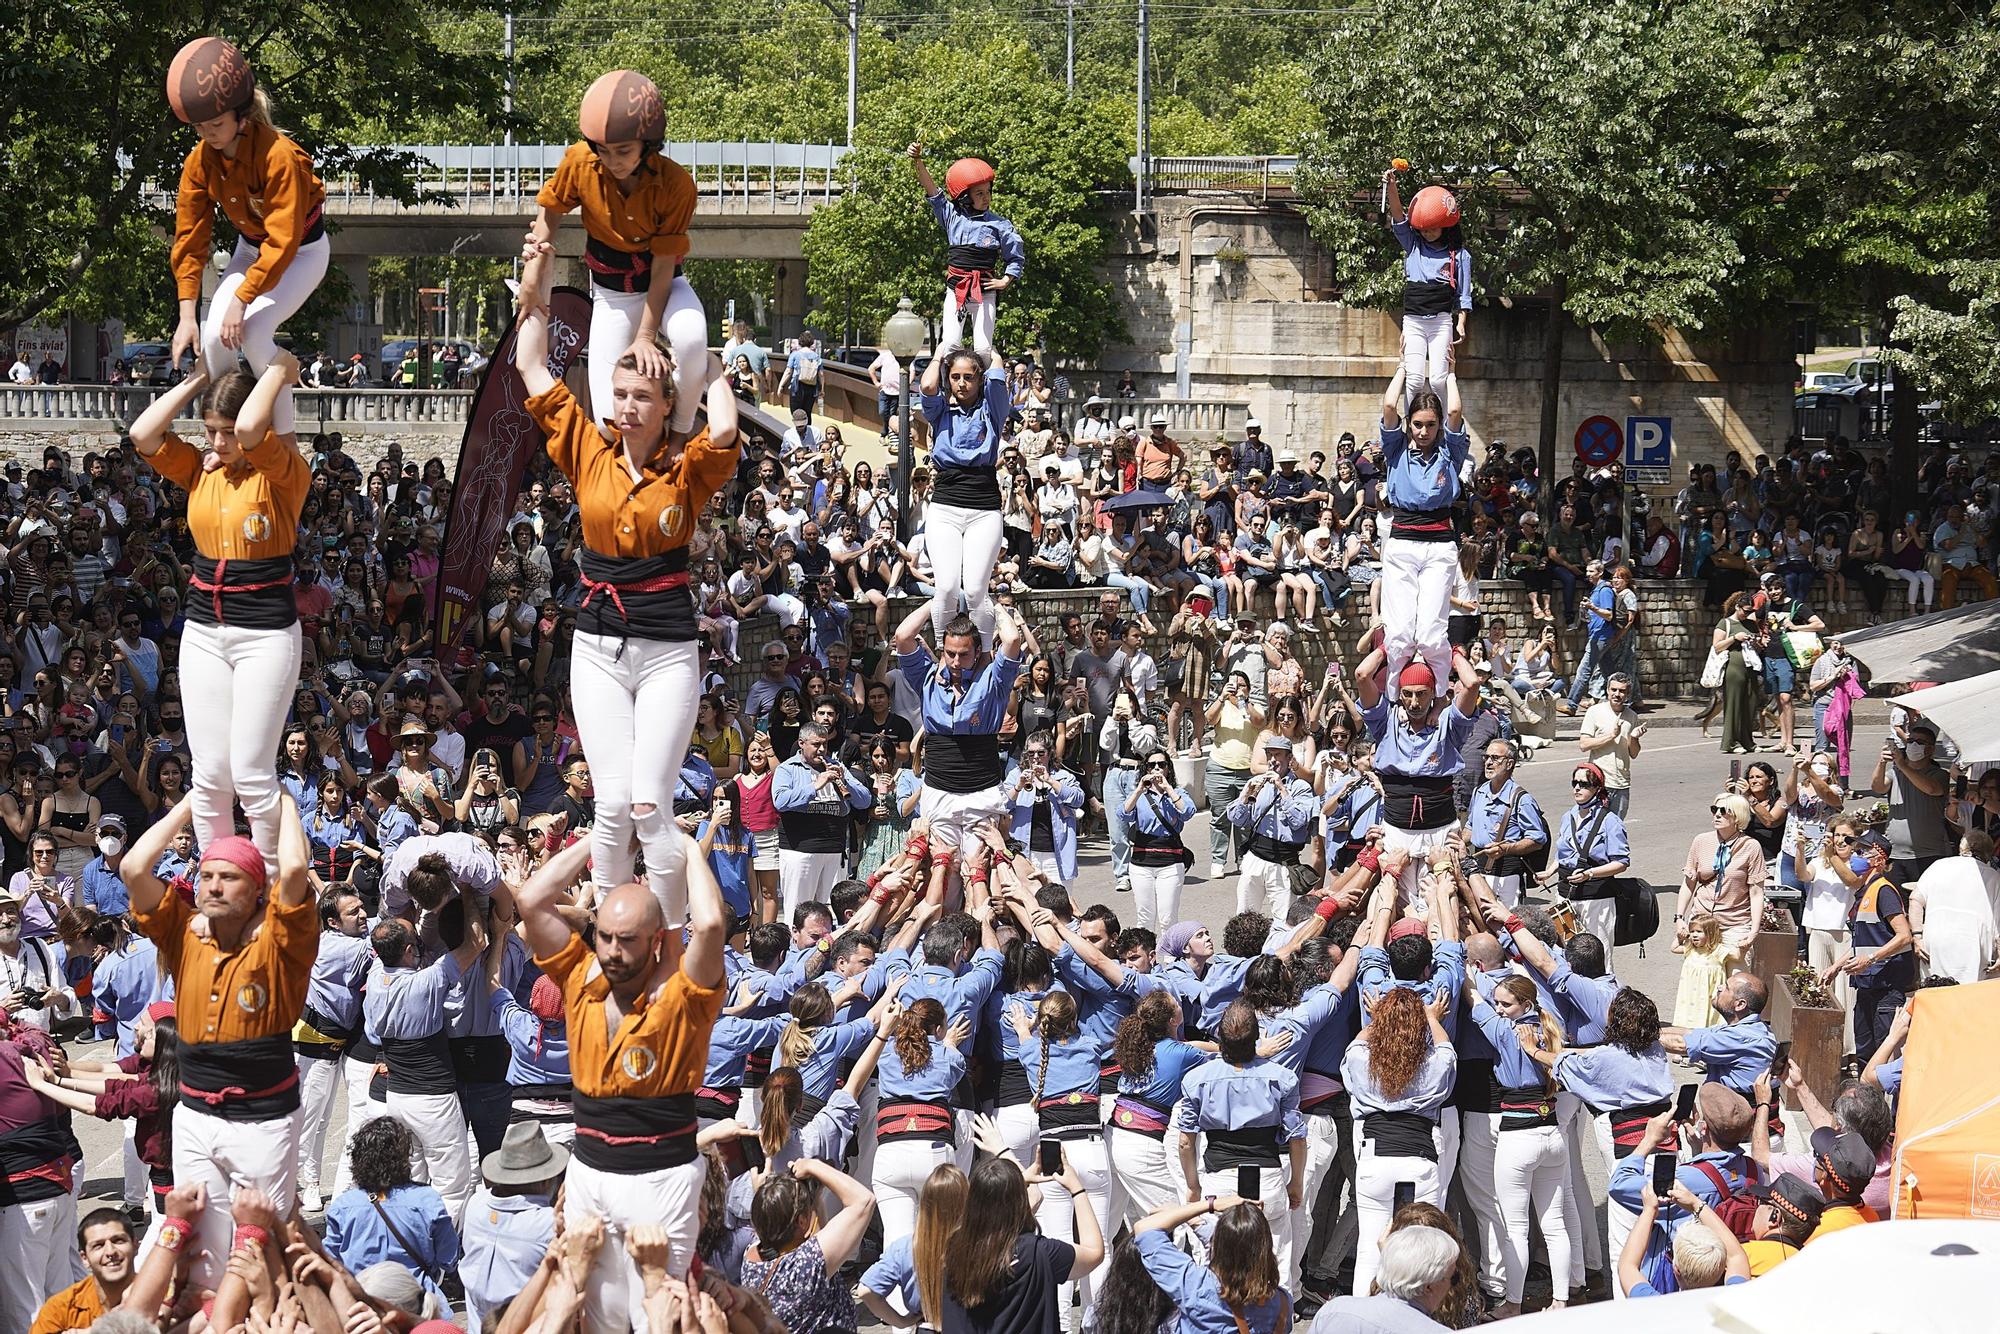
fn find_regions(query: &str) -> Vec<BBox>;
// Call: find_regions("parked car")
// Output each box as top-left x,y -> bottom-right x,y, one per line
378,339 -> 484,383
1800,370 -> 1860,392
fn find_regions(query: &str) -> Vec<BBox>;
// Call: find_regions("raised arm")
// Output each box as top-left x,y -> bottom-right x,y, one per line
516,835 -> 592,960
275,790 -> 311,908
513,240 -> 559,398
1381,367 -> 1407,431
701,353 -> 739,452
681,829 -> 728,988
128,371 -> 210,455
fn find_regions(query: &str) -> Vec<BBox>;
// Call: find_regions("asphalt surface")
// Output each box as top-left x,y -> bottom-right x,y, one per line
63,703 -> 1897,1293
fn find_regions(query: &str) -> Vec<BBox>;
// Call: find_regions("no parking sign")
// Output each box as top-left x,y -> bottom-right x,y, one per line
1574,415 -> 1621,466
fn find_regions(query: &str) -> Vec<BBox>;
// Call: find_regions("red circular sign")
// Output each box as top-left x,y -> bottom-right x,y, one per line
1575,415 -> 1622,466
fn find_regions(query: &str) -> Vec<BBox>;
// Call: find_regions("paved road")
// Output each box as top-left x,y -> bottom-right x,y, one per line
68,706 -> 1894,1228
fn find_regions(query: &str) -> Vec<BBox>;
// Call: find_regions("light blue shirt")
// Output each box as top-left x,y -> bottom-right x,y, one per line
1363,696 -> 1476,779
1341,1038 -> 1457,1118
93,938 -> 170,1058
1136,1228 -> 1291,1334
1682,1014 -> 1777,1098
1554,801 -> 1630,871
900,642 -> 1023,735
772,754 -> 870,813
1227,774 -> 1317,844
363,954 -> 463,1043
492,984 -> 569,1087
324,1182 -> 458,1310
926,193 -> 1026,276
1391,219 -> 1472,310
1006,764 -> 1085,881
1466,780 -> 1547,855
460,1188 -> 554,1327
305,931 -> 373,1035
1173,1057 -> 1306,1143
1553,1042 -> 1674,1113
1380,420 -> 1471,513
919,365 -> 1013,471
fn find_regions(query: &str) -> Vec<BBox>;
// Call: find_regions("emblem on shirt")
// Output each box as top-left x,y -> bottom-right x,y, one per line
620,1046 -> 658,1080
1117,1108 -> 1134,1126
236,981 -> 269,1014
658,504 -> 687,541
242,512 -> 272,544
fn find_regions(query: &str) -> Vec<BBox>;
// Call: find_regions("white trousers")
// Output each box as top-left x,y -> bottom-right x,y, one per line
921,782 -> 1012,877
180,619 -> 303,874
1592,1113 -> 1637,1299
207,234 -> 331,434
123,1118 -> 146,1209
996,1102 -> 1039,1171
940,286 -> 997,359
926,502 -> 1005,645
1456,1109 -> 1508,1299
1199,1163 -> 1294,1295
778,848 -> 847,922
1129,862 -> 1186,932
1352,1139 -> 1441,1298
295,1052 -> 344,1190
331,1056 -> 385,1196
1290,1113 -> 1344,1295
565,1155 -> 707,1333
1494,1124 -> 1572,1304
1029,850 -> 1065,884
1381,536 -> 1456,691
1235,851 -> 1295,919
1559,1092 -> 1602,1277
387,1091 -> 473,1225
1808,927 -> 1855,1050
173,1102 -> 300,1291
573,631 -> 699,923
1110,1124 -> 1188,1226
1380,821 -> 1461,913
873,1136 -> 957,1252
1575,897 -> 1618,952
0,1193 -> 81,1333
1483,873 -> 1524,909
588,277 -> 711,435
1037,1135 -> 1119,1334
1399,312 -> 1454,401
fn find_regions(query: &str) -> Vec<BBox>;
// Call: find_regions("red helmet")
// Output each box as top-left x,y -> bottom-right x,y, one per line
579,69 -> 665,145
945,157 -> 996,200
166,37 -> 255,125
1408,185 -> 1460,231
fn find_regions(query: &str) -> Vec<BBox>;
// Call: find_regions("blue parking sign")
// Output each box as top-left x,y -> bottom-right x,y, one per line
1626,416 -> 1672,468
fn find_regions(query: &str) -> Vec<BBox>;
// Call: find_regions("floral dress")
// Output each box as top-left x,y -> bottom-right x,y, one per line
740,1236 -> 856,1334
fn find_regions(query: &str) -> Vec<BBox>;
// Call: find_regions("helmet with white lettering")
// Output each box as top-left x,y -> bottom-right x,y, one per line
167,37 -> 256,125
1409,185 -> 1461,231
579,69 -> 665,146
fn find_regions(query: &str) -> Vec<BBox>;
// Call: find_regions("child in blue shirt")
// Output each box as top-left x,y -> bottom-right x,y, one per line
1383,163 -> 1472,401
909,143 -> 1025,358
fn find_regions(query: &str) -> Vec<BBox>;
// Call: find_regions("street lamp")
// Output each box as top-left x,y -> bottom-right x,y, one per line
881,297 -> 926,545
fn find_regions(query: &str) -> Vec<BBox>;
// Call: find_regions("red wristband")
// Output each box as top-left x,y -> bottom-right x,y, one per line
870,888 -> 892,905
1357,846 -> 1382,873
1504,914 -> 1526,936
1315,896 -> 1341,921
233,1224 -> 269,1252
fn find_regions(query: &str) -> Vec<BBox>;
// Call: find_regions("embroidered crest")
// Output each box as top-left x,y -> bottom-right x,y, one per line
236,981 -> 269,1014
620,1046 -> 657,1080
241,512 -> 272,544
658,504 -> 687,541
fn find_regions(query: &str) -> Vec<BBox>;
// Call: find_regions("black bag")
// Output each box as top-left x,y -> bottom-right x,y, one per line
1613,875 -> 1659,947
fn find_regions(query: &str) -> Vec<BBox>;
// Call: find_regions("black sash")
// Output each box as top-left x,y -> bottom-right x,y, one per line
1203,1124 -> 1283,1171
1497,1084 -> 1558,1131
926,732 -> 1005,794
180,1033 -> 301,1120
585,234 -> 655,293
0,1115 -> 82,1205
1038,1090 -> 1102,1138
1246,833 -> 1303,864
187,553 -> 298,629
933,464 -> 1001,510
576,547 -> 694,643
381,1032 -> 458,1096
1403,279 -> 1456,317
449,1034 -> 513,1085
1361,1111 -> 1438,1162
946,244 -> 1001,274
1381,773 -> 1456,831
572,1092 -> 699,1171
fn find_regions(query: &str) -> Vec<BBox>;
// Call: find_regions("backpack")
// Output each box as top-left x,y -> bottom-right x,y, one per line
1614,874 -> 1660,947
1692,1161 -> 1761,1241
795,348 -> 822,384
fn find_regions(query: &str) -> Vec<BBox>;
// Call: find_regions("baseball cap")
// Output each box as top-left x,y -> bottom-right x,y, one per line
791,409 -> 810,426
1810,1126 -> 1877,1200
1854,830 -> 1892,855
1261,735 -> 1293,753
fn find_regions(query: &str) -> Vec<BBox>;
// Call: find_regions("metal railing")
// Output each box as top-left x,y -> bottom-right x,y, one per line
0,384 -> 471,431
140,142 -> 851,216
1119,397 -> 1251,438
1136,156 -> 1299,199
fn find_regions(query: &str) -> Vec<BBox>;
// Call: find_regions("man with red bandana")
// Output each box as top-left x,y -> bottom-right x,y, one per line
121,795 -> 316,1290
1353,646 -> 1482,911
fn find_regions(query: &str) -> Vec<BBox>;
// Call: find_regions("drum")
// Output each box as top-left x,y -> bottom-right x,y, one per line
1547,898 -> 1582,944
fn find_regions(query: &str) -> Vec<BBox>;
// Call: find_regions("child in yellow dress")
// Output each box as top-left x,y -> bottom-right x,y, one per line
1672,911 -> 1732,1027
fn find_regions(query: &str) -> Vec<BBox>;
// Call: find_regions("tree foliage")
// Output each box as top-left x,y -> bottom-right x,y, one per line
800,32 -> 1129,360
0,0 -> 510,338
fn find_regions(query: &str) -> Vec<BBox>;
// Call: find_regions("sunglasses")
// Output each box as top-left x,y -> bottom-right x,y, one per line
1146,760 -> 1171,769
1710,805 -> 1732,815
1571,779 -> 1598,788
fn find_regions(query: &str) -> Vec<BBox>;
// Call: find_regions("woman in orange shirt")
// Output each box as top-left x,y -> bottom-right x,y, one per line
518,69 -> 710,442
514,243 -> 738,926
164,38 -> 328,437
128,353 -> 309,869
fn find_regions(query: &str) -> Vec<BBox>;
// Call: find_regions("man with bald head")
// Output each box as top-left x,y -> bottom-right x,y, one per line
1660,970 -> 1776,1101
515,829 -> 727,1334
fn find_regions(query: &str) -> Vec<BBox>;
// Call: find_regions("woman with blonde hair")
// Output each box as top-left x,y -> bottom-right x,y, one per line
1676,790 -> 1767,954
860,1163 -> 968,1330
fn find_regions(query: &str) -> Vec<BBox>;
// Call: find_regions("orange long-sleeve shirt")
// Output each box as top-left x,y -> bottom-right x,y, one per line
146,428 -> 310,561
171,118 -> 325,303
131,889 -> 317,1046
536,141 -> 695,262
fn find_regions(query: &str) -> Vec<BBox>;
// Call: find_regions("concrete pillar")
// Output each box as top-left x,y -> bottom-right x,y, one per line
331,256 -> 381,363
771,261 -> 808,343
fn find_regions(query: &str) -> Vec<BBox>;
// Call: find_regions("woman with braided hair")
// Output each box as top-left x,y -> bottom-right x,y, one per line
166,37 -> 329,410
1109,988 -> 1211,1224
521,69 -> 710,439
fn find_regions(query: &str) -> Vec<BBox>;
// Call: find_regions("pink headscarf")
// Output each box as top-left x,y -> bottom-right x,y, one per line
199,835 -> 268,891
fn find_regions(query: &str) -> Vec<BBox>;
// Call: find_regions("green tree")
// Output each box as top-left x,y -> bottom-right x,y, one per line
1292,0 -> 1766,496
800,32 -> 1128,360
1738,2 -> 2000,491
0,1 -> 508,338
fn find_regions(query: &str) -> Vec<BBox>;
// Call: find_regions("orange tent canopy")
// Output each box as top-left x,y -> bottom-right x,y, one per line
1892,978 -> 2000,1219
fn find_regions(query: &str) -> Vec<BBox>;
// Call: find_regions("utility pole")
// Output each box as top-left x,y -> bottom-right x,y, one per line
846,0 -> 860,146
1135,0 -> 1149,214
502,9 -> 515,144
1066,0 -> 1075,93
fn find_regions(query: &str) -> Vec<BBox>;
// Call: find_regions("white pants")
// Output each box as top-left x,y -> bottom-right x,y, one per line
1029,850 -> 1065,884
1380,821 -> 1461,912
1381,536 -> 1456,691
1482,873 -> 1524,909
921,782 -> 1012,878
1456,1109 -> 1508,1299
0,1193 -> 81,1333
331,1056 -> 385,1196
123,1118 -> 146,1209
1352,1138 -> 1441,1297
1558,1093 -> 1602,1277
387,1091 -> 473,1225
1290,1113 -> 1345,1295
295,1052 -> 345,1190
996,1102 -> 1040,1171
853,1081 -> 881,1185
573,631 -> 699,923
778,848 -> 847,921
174,1102 -> 300,1291
180,619 -> 303,874
1399,312 -> 1454,401
588,277 -> 711,435
926,502 -> 1005,645
940,285 -> 997,359
874,1136 -> 957,1252
207,234 -> 331,434
1111,1124 -> 1188,1226
1494,1124 -> 1571,1304
1037,1135 -> 1119,1334
1808,926 -> 1855,1050
1593,1114 -> 1638,1298
1129,862 -> 1185,932
1235,851 -> 1296,918
1200,1163 -> 1294,1295
565,1155 -> 707,1333
1575,896 -> 1618,951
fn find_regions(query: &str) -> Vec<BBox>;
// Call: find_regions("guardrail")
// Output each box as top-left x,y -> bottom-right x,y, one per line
139,142 -> 851,216
0,385 -> 471,433
1119,398 -> 1250,438
1136,155 -> 1299,199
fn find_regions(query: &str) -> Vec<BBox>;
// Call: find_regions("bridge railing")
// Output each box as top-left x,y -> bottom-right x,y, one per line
1136,155 -> 1300,200
0,384 -> 471,433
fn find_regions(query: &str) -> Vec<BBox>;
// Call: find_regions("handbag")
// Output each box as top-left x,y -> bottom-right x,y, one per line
1739,644 -> 1763,673
1699,645 -> 1728,690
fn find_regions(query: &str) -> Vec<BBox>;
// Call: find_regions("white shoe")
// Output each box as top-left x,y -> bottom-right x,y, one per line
1208,862 -> 1224,881
299,1184 -> 323,1214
